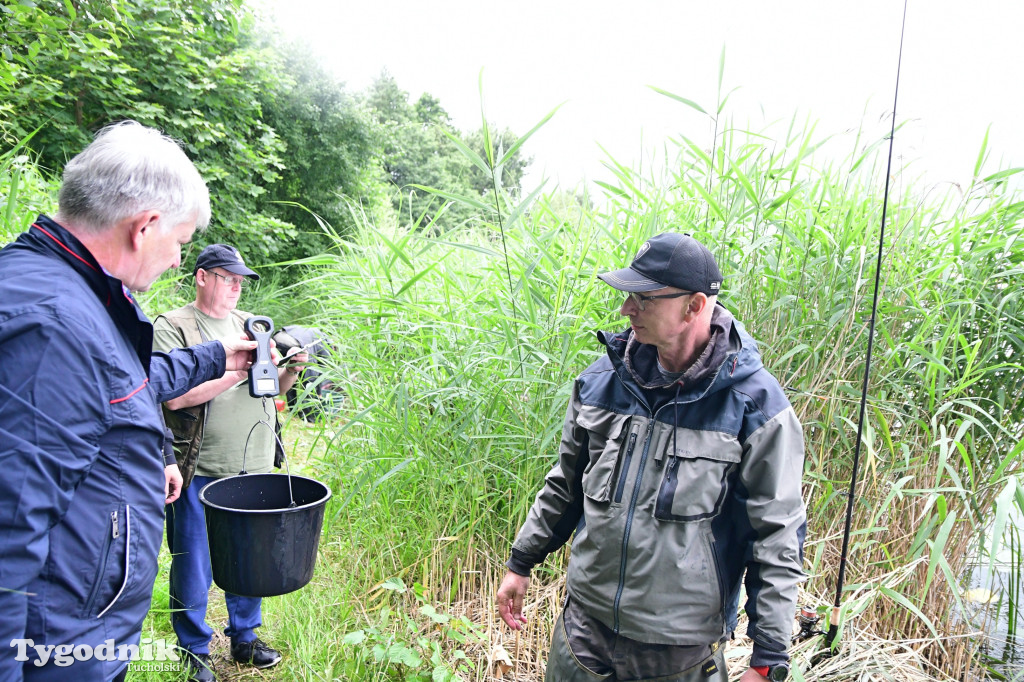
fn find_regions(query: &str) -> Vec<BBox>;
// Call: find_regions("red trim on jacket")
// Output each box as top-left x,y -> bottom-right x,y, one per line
32,222 -> 113,306
32,223 -> 100,272
110,378 -> 149,404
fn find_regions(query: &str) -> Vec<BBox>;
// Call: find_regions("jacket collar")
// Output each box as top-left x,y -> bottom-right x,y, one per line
25,215 -> 154,372
599,304 -> 754,402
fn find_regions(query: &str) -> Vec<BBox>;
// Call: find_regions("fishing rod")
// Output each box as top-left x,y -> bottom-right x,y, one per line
824,0 -> 909,650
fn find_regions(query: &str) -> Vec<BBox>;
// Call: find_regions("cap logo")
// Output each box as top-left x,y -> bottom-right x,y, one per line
635,242 -> 651,260
711,281 -> 720,291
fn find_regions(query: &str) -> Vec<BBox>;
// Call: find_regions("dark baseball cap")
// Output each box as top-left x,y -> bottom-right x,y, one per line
598,233 -> 722,295
194,243 -> 259,280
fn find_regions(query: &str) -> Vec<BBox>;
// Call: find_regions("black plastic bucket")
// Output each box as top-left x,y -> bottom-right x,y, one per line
199,473 -> 331,598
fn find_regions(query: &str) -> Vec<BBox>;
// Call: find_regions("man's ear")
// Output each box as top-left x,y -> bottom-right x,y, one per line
128,210 -> 161,251
685,292 -> 709,319
196,269 -> 206,287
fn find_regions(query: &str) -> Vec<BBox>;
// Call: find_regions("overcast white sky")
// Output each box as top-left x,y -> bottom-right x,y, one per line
265,0 -> 1023,196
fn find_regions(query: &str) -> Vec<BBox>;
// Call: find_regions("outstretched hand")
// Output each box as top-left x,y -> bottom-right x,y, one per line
496,571 -> 530,630
220,334 -> 258,372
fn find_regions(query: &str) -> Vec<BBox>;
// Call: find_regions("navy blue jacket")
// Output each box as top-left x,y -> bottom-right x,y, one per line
0,216 -> 226,680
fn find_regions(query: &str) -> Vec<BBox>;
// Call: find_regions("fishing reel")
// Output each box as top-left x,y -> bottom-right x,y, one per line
792,605 -> 825,643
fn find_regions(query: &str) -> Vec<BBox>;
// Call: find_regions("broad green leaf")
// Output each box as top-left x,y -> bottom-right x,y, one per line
419,604 -> 450,624
983,167 -> 1024,182
441,128 -> 489,175
988,478 -> 1017,576
409,184 -> 493,213
382,577 -> 407,592
342,630 -> 366,645
973,125 -> 990,178
923,510 -> 956,593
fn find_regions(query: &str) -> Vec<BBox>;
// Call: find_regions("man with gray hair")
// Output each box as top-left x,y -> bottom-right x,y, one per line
497,233 -> 806,681
0,121 -> 257,681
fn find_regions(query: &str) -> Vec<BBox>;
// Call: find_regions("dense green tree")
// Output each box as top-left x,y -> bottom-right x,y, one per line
366,74 -> 462,227
365,73 -> 531,230
3,3 -> 531,259
0,0 -> 290,261
257,42 -> 380,257
0,0 -> 129,100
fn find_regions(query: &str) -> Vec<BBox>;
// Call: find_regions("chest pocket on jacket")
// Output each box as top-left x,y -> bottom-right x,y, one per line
654,439 -> 740,522
576,405 -> 635,504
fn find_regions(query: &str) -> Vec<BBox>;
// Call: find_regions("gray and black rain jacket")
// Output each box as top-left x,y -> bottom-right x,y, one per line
508,305 -> 806,669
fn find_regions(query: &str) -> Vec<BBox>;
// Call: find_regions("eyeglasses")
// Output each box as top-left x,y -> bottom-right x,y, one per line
209,272 -> 247,288
626,290 -> 693,311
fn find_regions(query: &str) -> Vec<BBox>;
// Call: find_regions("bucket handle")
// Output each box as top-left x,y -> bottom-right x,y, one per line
241,397 -> 297,508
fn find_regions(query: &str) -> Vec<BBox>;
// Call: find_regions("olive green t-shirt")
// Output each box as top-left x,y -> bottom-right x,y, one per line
153,306 -> 274,477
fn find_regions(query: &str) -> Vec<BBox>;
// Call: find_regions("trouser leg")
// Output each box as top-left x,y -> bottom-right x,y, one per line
637,646 -> 728,682
548,596 -> 731,682
167,475 -> 216,654
224,592 -> 263,643
545,609 -> 613,682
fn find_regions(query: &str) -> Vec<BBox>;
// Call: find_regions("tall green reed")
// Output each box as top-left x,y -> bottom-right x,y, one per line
282,90 -> 1023,679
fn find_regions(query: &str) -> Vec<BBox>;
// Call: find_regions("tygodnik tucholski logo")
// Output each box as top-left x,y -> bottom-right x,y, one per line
10,636 -> 181,671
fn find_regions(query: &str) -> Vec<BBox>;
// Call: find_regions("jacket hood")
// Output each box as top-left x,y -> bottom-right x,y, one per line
597,303 -> 764,403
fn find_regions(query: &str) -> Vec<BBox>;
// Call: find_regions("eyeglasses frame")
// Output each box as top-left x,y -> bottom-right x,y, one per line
206,270 -> 248,288
626,290 -> 694,311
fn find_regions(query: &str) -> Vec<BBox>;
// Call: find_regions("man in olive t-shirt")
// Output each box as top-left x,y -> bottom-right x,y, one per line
153,244 -> 307,682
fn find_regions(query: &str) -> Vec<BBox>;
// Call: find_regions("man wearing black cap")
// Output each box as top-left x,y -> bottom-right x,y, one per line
496,233 -> 806,682
153,244 -> 307,681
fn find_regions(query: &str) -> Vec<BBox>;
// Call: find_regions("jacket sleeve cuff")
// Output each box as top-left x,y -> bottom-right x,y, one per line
749,642 -> 789,668
162,427 -> 177,467
506,548 -> 535,577
207,340 -> 227,378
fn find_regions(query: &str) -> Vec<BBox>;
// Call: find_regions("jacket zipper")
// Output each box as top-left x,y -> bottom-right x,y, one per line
83,510 -> 117,615
612,416 -> 653,633
605,340 -> 741,633
613,427 -> 640,504
609,397 -> 701,633
96,505 -> 131,618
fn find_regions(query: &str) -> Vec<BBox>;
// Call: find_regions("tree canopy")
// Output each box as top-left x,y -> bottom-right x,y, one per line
0,0 -> 530,269
367,72 -> 531,231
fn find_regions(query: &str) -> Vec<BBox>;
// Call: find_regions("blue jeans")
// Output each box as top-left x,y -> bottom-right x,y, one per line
167,475 -> 263,654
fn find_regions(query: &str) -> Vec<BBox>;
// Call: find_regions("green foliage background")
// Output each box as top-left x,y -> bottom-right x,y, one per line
3,2 -> 1024,680
0,0 -> 530,270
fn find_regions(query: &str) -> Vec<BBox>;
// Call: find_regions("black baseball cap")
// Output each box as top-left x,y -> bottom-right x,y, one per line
598,233 -> 722,296
194,243 -> 259,280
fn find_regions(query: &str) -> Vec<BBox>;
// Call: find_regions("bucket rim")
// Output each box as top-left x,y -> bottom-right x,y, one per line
198,473 -> 332,514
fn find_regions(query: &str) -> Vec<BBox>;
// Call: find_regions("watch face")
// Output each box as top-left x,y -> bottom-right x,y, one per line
768,664 -> 790,681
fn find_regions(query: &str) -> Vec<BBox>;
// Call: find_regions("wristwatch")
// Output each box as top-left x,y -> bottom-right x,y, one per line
753,664 -> 790,680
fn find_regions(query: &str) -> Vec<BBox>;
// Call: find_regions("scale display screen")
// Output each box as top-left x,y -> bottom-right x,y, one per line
256,378 -> 277,392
